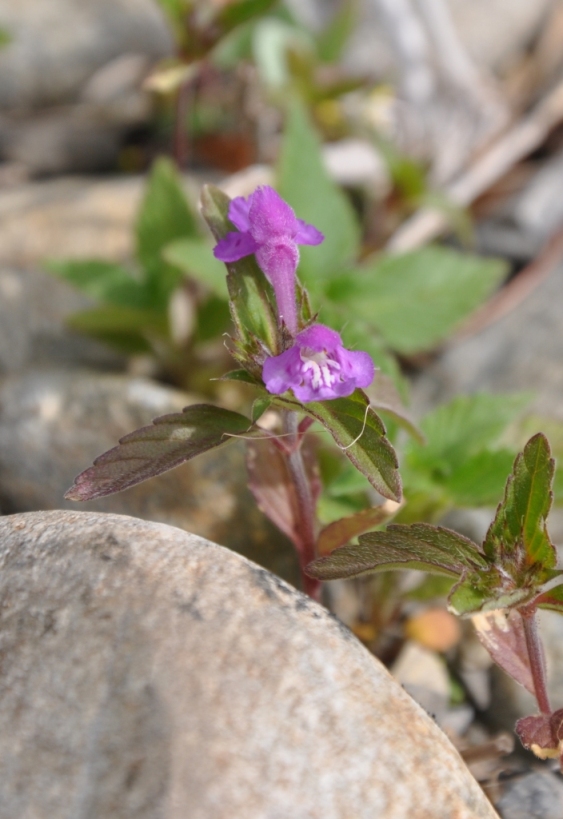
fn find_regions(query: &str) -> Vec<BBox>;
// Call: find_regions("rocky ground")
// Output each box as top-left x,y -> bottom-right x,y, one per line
2,0 -> 563,816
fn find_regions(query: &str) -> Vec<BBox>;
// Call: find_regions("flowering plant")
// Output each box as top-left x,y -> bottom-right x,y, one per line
65,177 -> 563,769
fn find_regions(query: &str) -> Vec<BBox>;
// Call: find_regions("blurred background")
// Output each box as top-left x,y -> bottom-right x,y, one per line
3,0 -> 563,811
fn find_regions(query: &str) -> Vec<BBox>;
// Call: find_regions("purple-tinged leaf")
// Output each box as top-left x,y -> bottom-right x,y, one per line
536,579 -> 563,613
484,433 -> 556,573
246,436 -> 321,552
307,523 -> 485,581
65,404 -> 253,501
515,712 -> 561,760
472,609 -> 535,696
317,500 -> 400,556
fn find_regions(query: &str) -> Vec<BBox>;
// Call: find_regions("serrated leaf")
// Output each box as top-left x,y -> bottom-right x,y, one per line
297,390 -> 402,502
65,404 -> 253,501
484,433 -> 556,571
164,238 -> 228,297
307,522 -> 484,581
340,246 -> 507,354
472,609 -> 535,696
48,260 -> 150,308
536,581 -> 563,613
200,184 -> 279,361
246,435 -> 320,551
445,449 -> 519,507
317,500 -> 400,556
277,100 -> 360,287
136,157 -> 201,307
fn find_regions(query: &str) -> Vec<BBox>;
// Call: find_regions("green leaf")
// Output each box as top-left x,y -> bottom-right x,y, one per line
66,305 -> 168,352
164,238 -> 228,297
308,523 -> 485,581
48,259 -> 150,309
317,501 -> 399,556
340,246 -> 507,354
364,374 -> 423,444
136,157 -> 201,307
315,0 -> 358,63
406,393 -> 531,479
200,184 -> 279,366
296,390 -> 402,502
537,581 -> 563,613
65,404 -> 253,501
277,100 -> 360,287
484,433 -> 556,571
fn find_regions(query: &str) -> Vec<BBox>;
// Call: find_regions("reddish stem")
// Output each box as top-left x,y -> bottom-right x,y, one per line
521,606 -> 551,716
284,412 -> 321,601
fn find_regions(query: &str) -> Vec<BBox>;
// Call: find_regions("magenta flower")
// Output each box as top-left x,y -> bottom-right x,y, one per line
262,324 -> 375,402
213,186 -> 324,334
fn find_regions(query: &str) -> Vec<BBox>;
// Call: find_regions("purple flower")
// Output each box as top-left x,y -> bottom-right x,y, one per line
262,324 -> 375,402
213,186 -> 324,334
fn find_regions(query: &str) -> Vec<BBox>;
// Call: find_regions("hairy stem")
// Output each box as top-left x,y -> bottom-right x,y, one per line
284,412 -> 320,601
521,607 -> 551,716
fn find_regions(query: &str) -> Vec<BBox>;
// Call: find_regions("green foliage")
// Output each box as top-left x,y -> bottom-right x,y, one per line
308,434 -> 563,618
65,404 -> 254,501
164,238 -> 230,297
333,247 -> 508,354
277,101 -> 360,287
315,0 -> 358,64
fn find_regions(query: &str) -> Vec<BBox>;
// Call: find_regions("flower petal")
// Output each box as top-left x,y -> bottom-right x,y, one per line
263,347 -> 302,395
295,324 -> 342,352
228,196 -> 252,232
337,349 -> 376,388
248,186 -> 299,243
294,219 -> 324,246
256,240 -> 299,334
213,231 -> 258,262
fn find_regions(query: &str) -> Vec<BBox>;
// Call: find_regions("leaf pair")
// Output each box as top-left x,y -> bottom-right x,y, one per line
308,434 -> 563,617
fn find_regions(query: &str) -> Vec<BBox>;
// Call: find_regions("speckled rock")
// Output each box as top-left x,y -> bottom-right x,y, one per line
0,510 -> 499,819
0,370 -> 298,585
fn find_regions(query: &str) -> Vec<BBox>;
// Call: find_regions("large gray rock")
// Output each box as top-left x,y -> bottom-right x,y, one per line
0,510 -> 499,819
0,0 -> 173,171
0,267 -> 123,374
0,369 -> 298,584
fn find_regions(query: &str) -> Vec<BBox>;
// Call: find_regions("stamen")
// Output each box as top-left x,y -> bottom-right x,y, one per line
300,349 -> 341,391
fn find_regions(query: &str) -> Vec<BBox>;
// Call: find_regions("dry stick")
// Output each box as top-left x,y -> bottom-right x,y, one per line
388,80 -> 563,253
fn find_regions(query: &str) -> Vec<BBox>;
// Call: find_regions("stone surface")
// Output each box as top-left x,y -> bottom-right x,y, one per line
411,261 -> 563,422
0,510 -> 499,819
0,0 -> 173,171
496,771 -> 563,819
289,0 -> 554,76
0,266 -> 123,375
0,369 -> 298,585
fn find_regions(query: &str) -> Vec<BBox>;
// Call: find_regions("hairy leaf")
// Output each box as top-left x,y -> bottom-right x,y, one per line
317,500 -> 400,556
136,157 -> 200,307
308,522 -> 484,581
515,713 -> 561,759
536,580 -> 563,613
484,433 -> 556,571
341,246 -> 507,353
65,404 -> 252,501
297,390 -> 402,502
277,100 -> 360,287
472,609 -> 535,696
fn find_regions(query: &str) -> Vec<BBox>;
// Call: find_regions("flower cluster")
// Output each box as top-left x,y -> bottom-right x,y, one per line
213,185 -> 375,402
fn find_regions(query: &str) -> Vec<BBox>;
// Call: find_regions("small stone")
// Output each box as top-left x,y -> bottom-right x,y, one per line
496,771 -> 563,819
0,510 -> 499,819
391,641 -> 451,721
